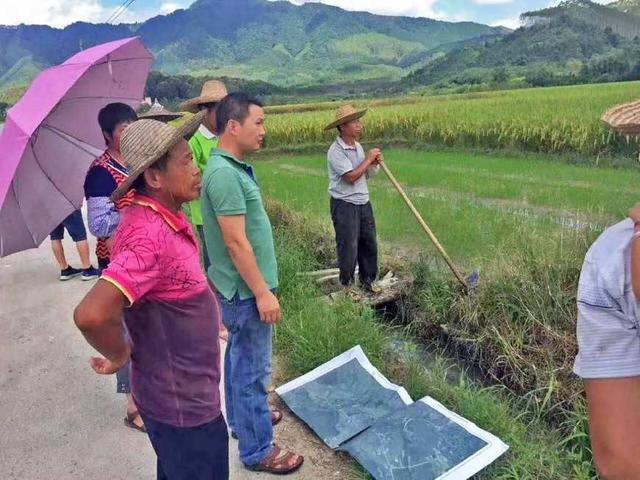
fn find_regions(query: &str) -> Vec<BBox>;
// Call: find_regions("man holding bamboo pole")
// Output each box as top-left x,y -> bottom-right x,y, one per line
325,105 -> 382,292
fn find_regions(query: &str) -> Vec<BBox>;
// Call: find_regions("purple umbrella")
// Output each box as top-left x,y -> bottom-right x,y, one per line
0,37 -> 152,257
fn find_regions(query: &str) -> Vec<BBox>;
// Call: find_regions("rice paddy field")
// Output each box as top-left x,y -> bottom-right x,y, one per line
265,81 -> 640,158
260,82 -> 640,479
258,149 -> 633,259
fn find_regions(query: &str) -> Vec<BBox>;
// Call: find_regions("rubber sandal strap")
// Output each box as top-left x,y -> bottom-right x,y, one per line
250,444 -> 304,474
124,411 -> 147,433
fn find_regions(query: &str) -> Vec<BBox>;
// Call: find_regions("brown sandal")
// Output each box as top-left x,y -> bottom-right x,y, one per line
124,410 -> 147,433
246,444 -> 304,475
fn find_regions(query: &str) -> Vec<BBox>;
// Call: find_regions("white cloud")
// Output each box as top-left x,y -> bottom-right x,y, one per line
474,0 -> 513,4
0,0 -> 108,27
490,16 -> 522,29
160,2 -> 183,14
546,0 -> 609,4
279,0 -> 444,19
0,0 -> 189,27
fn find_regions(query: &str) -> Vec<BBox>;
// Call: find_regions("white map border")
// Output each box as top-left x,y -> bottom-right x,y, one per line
417,396 -> 509,480
276,344 -> 413,405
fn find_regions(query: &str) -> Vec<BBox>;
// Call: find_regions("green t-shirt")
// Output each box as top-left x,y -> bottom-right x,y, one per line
185,129 -> 218,226
201,148 -> 278,300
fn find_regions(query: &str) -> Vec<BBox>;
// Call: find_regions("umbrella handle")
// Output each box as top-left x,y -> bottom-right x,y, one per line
379,161 -> 469,290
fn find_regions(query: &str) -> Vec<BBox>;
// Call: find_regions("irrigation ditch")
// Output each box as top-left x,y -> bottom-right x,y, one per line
267,197 -> 594,478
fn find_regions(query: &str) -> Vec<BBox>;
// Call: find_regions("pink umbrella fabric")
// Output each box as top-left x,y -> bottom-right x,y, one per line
0,37 -> 152,257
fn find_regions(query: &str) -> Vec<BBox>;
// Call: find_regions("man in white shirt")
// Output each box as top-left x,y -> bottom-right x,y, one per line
574,205 -> 640,479
325,105 -> 382,292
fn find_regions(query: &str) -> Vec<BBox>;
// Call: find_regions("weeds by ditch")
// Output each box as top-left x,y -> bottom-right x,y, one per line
268,199 -> 596,479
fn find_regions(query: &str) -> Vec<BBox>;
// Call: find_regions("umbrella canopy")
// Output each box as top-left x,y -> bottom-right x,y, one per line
0,37 -> 152,257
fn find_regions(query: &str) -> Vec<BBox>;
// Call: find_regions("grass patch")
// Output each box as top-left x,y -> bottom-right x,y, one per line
255,148 -> 624,264
257,147 -> 612,476
270,201 -> 595,479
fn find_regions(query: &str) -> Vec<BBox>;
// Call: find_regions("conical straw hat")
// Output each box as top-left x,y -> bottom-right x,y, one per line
179,80 -> 228,113
324,104 -> 368,131
602,99 -> 640,136
138,102 -> 183,122
112,111 -> 205,200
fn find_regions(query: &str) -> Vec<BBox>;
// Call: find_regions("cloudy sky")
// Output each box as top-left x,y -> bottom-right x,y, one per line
0,0 -> 611,30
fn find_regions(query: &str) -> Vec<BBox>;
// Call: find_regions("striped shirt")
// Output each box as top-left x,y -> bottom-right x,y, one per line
574,219 -> 640,378
84,152 -> 134,263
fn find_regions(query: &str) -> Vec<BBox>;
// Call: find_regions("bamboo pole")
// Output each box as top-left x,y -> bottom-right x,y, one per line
379,161 -> 469,289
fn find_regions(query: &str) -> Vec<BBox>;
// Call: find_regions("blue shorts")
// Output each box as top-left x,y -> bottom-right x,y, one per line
50,210 -> 87,242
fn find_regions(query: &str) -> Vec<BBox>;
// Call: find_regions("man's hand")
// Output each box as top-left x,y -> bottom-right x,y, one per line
89,349 -> 130,375
629,203 -> 640,224
366,148 -> 381,165
372,151 -> 384,166
256,290 -> 281,324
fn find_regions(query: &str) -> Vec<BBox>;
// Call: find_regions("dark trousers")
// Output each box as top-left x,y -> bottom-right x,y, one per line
141,413 -> 229,480
330,197 -> 378,287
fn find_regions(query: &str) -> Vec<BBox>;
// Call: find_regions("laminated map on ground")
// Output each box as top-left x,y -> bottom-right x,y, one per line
341,396 -> 509,480
276,345 -> 509,480
276,345 -> 412,448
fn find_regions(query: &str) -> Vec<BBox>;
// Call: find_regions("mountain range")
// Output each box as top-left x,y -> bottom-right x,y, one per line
405,0 -> 640,88
0,0 -> 505,89
3,0 -> 640,101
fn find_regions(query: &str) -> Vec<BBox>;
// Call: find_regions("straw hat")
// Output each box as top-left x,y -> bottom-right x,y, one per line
324,104 -> 368,131
138,102 -> 183,122
112,111 -> 205,200
602,99 -> 640,136
179,80 -> 228,113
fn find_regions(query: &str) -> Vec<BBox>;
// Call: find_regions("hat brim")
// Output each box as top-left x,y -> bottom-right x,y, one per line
179,95 -> 225,113
138,112 -> 184,122
112,111 -> 205,201
324,109 -> 368,131
602,100 -> 640,135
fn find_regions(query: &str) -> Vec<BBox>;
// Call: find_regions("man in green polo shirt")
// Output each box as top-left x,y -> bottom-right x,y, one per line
201,93 -> 304,475
179,79 -> 228,271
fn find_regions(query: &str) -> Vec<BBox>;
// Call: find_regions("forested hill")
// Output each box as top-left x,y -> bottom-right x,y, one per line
0,0 -> 504,89
405,0 -> 640,89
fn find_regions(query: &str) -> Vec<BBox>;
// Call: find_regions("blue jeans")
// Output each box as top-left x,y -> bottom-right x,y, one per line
141,413 -> 229,480
218,293 -> 273,466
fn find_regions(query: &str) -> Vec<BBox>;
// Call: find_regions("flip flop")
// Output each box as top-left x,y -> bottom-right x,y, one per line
124,410 -> 147,433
